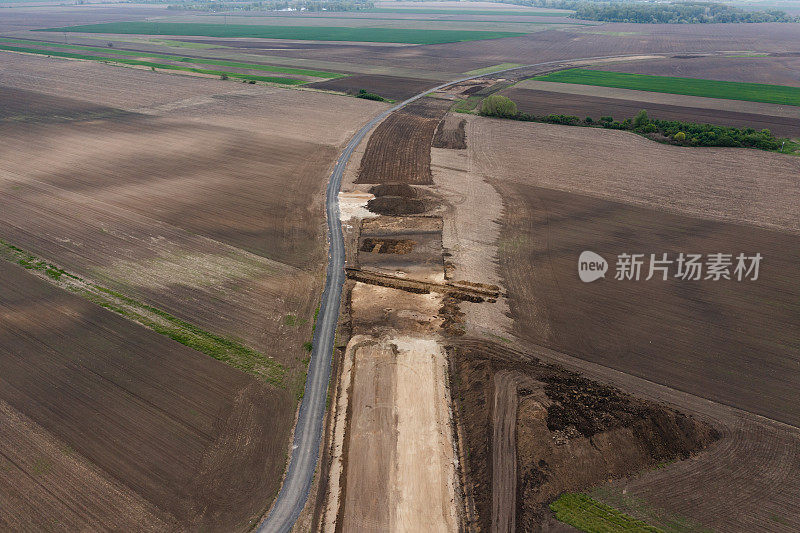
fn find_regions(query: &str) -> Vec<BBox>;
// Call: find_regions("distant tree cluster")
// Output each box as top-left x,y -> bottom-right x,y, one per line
488,0 -> 798,23
478,99 -> 790,151
166,0 -> 374,12
355,88 -> 386,101
571,2 -> 798,24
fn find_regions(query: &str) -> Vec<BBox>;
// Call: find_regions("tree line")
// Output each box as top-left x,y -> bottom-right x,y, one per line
478,95 -> 793,152
488,0 -> 798,23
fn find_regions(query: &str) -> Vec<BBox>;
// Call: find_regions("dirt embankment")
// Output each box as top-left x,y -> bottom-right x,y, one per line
433,114 -> 467,149
448,340 -> 719,531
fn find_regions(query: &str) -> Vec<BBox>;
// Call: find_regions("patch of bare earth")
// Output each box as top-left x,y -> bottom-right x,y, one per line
448,114 -> 800,531
0,52 -> 389,530
0,261 -> 293,532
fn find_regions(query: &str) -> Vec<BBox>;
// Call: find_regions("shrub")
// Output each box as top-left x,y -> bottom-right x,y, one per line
220,74 -> 229,80
585,116 -> 594,124
600,115 -> 613,123
356,88 -> 386,101
479,94 -> 518,118
633,109 -> 650,128
673,131 -> 686,141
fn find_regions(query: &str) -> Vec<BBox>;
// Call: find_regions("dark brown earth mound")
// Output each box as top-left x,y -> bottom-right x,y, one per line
433,115 -> 467,149
368,183 -> 417,198
360,237 -> 415,254
367,196 -> 427,215
448,339 -> 719,532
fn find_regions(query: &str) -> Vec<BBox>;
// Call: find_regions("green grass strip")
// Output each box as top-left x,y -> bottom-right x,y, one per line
0,43 -> 305,84
38,22 -> 525,45
0,238 -> 286,386
0,37 -> 344,78
532,68 -> 800,107
550,493 -> 664,533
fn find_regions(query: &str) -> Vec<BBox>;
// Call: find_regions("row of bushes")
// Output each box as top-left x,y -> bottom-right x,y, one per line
478,94 -> 790,151
354,88 -> 386,101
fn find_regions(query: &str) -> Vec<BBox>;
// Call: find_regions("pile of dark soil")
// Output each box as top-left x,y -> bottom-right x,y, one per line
367,196 -> 426,215
448,339 -> 720,532
432,116 -> 467,149
369,183 -> 417,198
359,237 -> 415,254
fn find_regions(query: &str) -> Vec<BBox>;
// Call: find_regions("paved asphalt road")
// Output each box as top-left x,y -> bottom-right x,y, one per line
257,55 -> 652,533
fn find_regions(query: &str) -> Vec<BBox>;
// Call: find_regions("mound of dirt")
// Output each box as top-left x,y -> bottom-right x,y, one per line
367,196 -> 427,215
433,115 -> 467,150
448,340 -> 719,532
360,238 -> 415,254
369,183 -> 417,198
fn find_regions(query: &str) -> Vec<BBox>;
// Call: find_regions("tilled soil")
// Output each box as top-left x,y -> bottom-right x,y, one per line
502,87 -> 800,138
448,339 -> 719,532
433,114 -> 467,149
356,97 -> 451,185
0,261 -> 294,532
492,183 -> 800,427
308,73 -> 436,101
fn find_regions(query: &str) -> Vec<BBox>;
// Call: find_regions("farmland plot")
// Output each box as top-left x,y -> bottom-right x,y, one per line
445,114 -> 800,531
0,52 -> 388,529
356,97 -> 450,185
0,261 -> 294,532
465,118 -> 800,424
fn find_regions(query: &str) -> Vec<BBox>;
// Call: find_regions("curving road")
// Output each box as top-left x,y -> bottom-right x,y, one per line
257,55 -> 661,533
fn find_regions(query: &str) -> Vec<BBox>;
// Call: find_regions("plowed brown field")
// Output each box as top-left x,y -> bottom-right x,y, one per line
444,115 -> 800,531
0,52 -> 388,529
356,97 -> 450,185
502,87 -> 800,138
308,73 -> 435,101
471,119 -> 800,425
0,261 -> 293,532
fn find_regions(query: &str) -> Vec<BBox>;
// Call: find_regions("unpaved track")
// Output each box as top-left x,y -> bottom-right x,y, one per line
491,371 -> 539,533
258,53 -> 729,533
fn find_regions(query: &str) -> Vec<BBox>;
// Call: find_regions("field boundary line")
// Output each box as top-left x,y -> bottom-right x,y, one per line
0,238 -> 286,385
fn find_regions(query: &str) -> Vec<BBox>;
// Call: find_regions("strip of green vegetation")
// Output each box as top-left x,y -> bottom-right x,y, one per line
365,8 -> 570,16
0,37 -> 342,78
222,14 -> 575,25
0,43 -> 305,84
550,493 -> 664,533
38,22 -> 525,45
532,68 -> 800,107
478,94 -> 799,153
452,95 -> 482,113
0,238 -> 286,386
464,62 -> 523,76
0,239 -> 79,282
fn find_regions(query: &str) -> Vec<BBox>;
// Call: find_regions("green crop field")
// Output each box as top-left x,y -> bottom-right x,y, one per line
532,68 -> 800,106
365,8 -> 571,16
0,44 -> 307,84
550,493 -> 663,533
0,37 -> 344,78
38,22 -> 524,44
